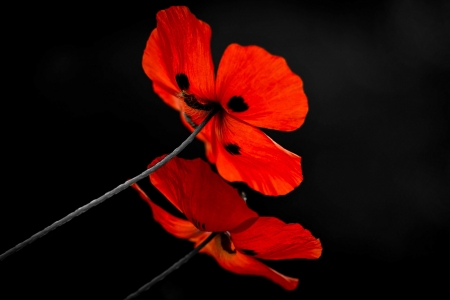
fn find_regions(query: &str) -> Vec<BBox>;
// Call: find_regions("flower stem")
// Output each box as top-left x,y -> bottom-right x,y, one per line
0,109 -> 218,262
124,232 -> 217,300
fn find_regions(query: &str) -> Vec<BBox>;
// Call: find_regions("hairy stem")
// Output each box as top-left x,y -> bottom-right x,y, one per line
0,109 -> 217,262
124,232 -> 217,300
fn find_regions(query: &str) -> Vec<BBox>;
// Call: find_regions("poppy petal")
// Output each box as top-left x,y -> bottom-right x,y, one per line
143,29 -> 181,111
216,44 -> 308,131
131,183 -> 201,240
149,155 -> 258,233
198,233 -> 299,290
142,6 -> 216,108
209,113 -> 302,196
231,217 -> 322,260
153,81 -> 181,111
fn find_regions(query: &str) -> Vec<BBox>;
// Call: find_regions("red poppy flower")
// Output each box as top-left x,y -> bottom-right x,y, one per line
131,155 -> 322,290
142,6 -> 308,196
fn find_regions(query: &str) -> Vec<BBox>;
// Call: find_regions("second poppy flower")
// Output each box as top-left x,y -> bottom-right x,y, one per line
132,155 -> 322,290
142,6 -> 308,196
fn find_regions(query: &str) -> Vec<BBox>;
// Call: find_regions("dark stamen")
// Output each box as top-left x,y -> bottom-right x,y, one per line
224,143 -> 241,155
220,233 -> 236,254
227,96 -> 249,112
183,93 -> 215,111
176,73 -> 189,90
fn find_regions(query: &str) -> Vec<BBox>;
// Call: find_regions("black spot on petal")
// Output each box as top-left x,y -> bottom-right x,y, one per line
224,143 -> 241,155
192,218 -> 201,229
201,223 -> 205,230
227,96 -> 248,112
240,249 -> 256,256
176,73 -> 189,90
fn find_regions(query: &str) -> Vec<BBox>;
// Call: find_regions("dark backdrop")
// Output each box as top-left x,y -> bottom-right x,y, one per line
2,0 -> 449,299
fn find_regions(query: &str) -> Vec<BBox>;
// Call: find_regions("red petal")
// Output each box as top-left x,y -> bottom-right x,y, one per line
142,6 -> 216,107
231,217 -> 322,260
143,29 -> 180,111
209,113 -> 302,195
131,183 -> 201,240
216,44 -> 308,131
198,233 -> 299,290
149,155 -> 258,233
153,81 -> 181,111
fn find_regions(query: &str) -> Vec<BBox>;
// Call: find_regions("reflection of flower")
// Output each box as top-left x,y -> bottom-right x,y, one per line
143,6 -> 308,196
132,156 -> 321,290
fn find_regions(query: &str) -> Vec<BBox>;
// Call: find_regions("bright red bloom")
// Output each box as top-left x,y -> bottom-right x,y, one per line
131,156 -> 322,290
142,6 -> 308,196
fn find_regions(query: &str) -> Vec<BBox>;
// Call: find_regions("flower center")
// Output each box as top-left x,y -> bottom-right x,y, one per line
220,233 -> 236,254
175,73 -> 216,111
181,91 -> 216,111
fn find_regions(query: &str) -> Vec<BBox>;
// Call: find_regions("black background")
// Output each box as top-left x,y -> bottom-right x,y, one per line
2,0 -> 449,299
